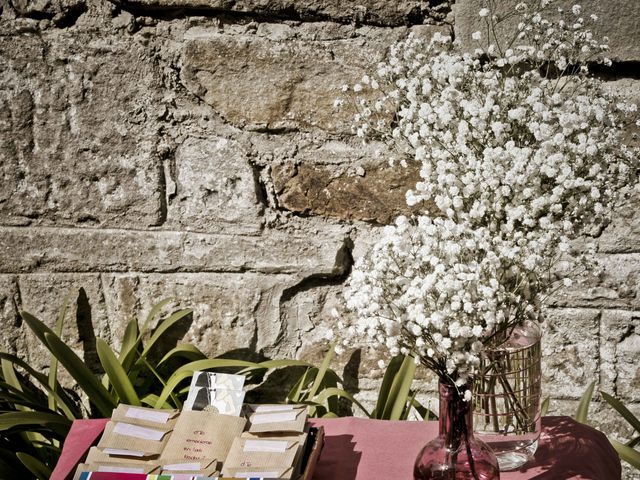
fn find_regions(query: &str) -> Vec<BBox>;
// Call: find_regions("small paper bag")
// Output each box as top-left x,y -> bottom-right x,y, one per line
97,421 -> 171,457
222,437 -> 300,475
111,404 -> 179,429
161,410 -> 246,462
161,458 -> 220,476
244,405 -> 308,434
85,447 -> 159,465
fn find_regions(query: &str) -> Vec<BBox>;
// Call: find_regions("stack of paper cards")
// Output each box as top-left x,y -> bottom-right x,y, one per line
221,433 -> 308,479
243,405 -> 308,435
162,411 -> 246,463
97,405 -> 178,459
184,372 -> 246,416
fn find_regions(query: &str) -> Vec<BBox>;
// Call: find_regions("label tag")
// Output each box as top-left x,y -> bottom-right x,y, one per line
125,407 -> 172,424
254,405 -> 295,413
113,422 -> 166,441
251,411 -> 297,425
97,466 -> 145,473
243,439 -> 288,453
102,448 -> 146,457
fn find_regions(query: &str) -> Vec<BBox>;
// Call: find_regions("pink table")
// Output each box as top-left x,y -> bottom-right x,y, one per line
51,416 -> 620,480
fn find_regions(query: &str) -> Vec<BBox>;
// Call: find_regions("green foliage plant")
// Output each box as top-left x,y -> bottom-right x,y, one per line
575,382 -> 640,471
0,293 -> 196,478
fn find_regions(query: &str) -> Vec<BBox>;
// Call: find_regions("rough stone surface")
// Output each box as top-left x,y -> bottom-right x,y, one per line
180,26 -> 438,133
102,273 -> 295,356
272,161 -> 422,224
0,226 -> 349,275
17,274 -> 110,378
0,32 -> 164,228
600,310 -> 640,402
0,275 -> 24,355
541,308 -> 600,399
454,0 -> 640,62
166,136 -> 263,234
549,254 -> 640,310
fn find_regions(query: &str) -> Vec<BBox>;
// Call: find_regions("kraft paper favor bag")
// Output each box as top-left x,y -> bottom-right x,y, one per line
244,405 -> 308,434
97,421 -> 171,457
111,404 -> 179,429
239,432 -> 308,477
161,458 -> 220,476
221,437 -> 300,477
85,447 -> 160,465
161,410 -> 246,462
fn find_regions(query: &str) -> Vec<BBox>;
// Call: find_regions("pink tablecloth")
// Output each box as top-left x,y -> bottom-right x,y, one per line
51,416 -> 620,480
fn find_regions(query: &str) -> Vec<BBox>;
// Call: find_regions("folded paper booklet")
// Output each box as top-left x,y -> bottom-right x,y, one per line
111,405 -> 179,429
239,432 -> 308,478
243,405 -> 308,434
161,411 -> 246,463
184,388 -> 246,416
221,436 -> 300,477
161,458 -> 220,476
97,421 -> 171,457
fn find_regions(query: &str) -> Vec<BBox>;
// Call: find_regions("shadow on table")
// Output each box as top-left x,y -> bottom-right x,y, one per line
313,434 -> 361,480
519,416 -> 621,480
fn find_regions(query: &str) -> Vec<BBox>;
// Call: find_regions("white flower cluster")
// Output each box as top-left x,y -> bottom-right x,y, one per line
340,2 -> 639,384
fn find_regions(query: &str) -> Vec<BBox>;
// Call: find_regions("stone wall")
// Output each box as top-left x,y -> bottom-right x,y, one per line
0,0 -> 638,443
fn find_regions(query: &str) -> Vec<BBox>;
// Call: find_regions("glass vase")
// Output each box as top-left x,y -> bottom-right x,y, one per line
473,320 -> 542,471
414,380 -> 500,480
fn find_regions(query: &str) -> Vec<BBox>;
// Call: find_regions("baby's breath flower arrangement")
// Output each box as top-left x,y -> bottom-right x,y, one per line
339,0 -> 639,394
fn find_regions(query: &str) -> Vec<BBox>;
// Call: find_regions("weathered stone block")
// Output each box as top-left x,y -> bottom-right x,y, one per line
549,254 -> 640,310
541,308 -> 600,398
0,226 -> 349,275
600,310 -> 640,402
167,137 -> 263,234
102,272 -> 296,357
109,0 -> 434,27
454,0 -> 640,62
17,274 -> 109,376
0,275 -> 25,355
272,161 -> 421,224
181,26 -> 441,133
0,33 -> 163,228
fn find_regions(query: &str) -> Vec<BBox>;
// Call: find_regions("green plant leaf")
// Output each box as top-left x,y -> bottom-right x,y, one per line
48,292 -> 73,412
0,412 -> 70,433
139,308 -> 194,361
96,338 -> 140,406
609,438 -> 640,470
373,355 -> 403,419
118,318 -> 141,370
0,353 -> 79,420
376,355 -> 417,420
158,344 -> 207,366
312,387 -> 371,417
307,346 -> 335,400
43,333 -> 117,417
574,381 -> 596,424
16,452 -> 52,480
601,391 -> 640,434
140,298 -> 175,334
541,397 -> 550,416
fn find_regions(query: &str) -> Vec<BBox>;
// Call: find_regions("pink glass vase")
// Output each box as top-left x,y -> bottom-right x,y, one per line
414,380 -> 500,480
